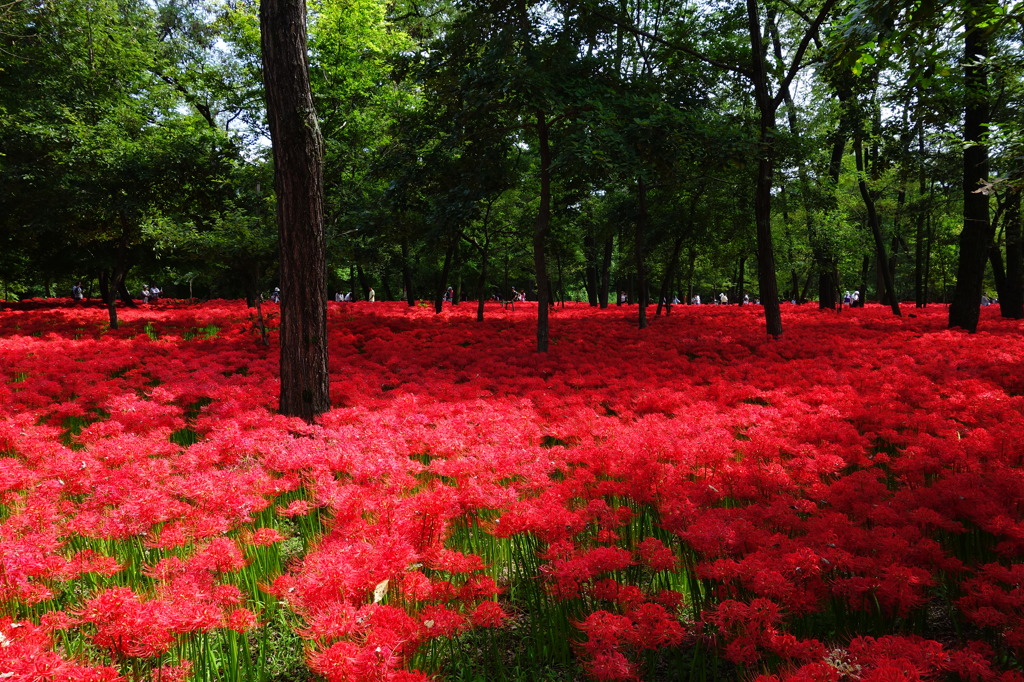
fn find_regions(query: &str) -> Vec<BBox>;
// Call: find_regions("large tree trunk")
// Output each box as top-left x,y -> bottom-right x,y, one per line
747,0 -> 782,337
261,0 -> 330,422
534,110 -> 552,352
949,0 -> 992,332
99,270 -> 119,329
244,266 -> 258,308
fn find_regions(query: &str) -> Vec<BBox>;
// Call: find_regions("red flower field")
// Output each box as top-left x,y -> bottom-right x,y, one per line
1,299 -> 1022,681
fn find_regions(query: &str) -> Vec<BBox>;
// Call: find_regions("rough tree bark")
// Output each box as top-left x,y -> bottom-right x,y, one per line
747,0 -> 783,337
949,0 -> 993,332
261,0 -> 330,422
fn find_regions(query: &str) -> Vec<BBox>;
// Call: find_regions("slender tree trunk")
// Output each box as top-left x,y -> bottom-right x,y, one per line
245,266 -> 258,308
435,235 -> 455,313
818,96 -> 851,310
534,110 -> 552,352
858,255 -> 870,307
584,233 -> 599,306
114,216 -> 135,307
799,267 -> 813,303
636,177 -> 649,329
737,256 -> 747,304
477,253 -> 488,322
915,129 -> 928,308
381,263 -> 393,301
502,255 -> 510,307
116,274 -> 133,307
771,8 -> 833,311
401,237 -> 415,306
356,263 -> 370,299
685,246 -> 697,303
1001,188 -> 1024,318
452,238 -> 462,305
656,235 -> 684,317
554,246 -> 564,307
261,0 -> 330,422
599,234 -> 613,309
949,0 -> 992,332
100,270 -> 119,329
854,136 -> 901,316
989,242 -> 1005,300
254,297 -> 269,346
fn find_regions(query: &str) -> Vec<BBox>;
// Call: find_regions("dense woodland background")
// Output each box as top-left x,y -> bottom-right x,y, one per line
2,0 -> 1023,328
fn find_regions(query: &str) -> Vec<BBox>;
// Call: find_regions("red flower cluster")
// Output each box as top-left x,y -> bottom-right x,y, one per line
0,299 -> 1023,679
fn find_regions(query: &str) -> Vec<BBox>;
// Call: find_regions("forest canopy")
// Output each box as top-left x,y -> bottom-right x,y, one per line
2,0 -> 1023,333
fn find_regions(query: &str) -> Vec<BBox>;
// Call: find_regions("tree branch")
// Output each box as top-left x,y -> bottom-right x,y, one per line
585,4 -> 752,77
771,0 -> 840,110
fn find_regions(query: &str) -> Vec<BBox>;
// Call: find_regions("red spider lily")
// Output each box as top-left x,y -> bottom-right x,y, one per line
469,600 -> 506,627
2,301 -> 1024,680
0,618 -> 122,680
226,607 -> 259,633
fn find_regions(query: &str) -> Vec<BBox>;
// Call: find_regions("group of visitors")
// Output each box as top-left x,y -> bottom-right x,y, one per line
70,281 -> 162,303
140,285 -> 161,303
333,288 -> 375,302
686,292 -> 754,305
267,287 -> 380,304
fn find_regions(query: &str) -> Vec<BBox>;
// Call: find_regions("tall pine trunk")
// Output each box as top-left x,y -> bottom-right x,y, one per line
261,0 -> 330,422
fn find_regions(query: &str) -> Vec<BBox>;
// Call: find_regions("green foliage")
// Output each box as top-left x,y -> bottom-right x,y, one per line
2,0 -> 1021,306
